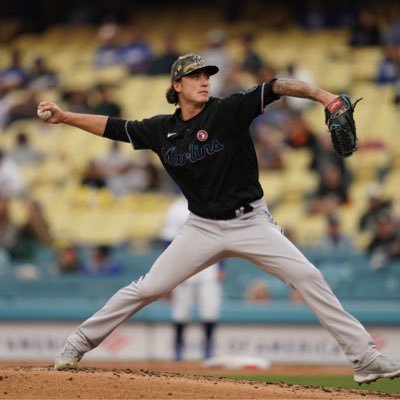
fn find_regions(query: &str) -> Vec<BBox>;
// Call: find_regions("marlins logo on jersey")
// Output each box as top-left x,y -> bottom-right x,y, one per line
162,139 -> 224,166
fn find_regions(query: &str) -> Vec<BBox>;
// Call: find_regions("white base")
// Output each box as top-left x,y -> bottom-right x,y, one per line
203,355 -> 271,370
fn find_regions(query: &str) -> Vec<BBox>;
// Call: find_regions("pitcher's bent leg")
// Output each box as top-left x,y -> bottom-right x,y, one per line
68,221 -> 224,353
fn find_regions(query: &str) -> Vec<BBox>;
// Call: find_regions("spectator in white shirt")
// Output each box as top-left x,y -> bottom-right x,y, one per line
0,150 -> 25,198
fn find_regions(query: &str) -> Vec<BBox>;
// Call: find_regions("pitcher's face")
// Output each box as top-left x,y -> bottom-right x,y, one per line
174,71 -> 211,106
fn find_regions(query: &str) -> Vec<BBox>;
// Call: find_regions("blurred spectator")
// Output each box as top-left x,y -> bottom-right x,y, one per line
12,199 -> 53,261
375,44 -> 400,85
91,85 -> 122,117
9,132 -> 45,166
81,160 -> 107,189
28,56 -> 59,91
0,49 -> 28,94
317,212 -> 354,251
4,89 -> 39,127
144,160 -> 162,192
293,0 -> 347,31
308,163 -> 349,214
256,63 -> 277,85
83,244 -> 123,276
245,280 -> 272,303
56,244 -> 85,275
290,287 -> 305,304
251,104 -> 292,141
0,90 -> 11,128
120,24 -> 152,74
62,90 -> 93,114
218,65 -> 246,97
0,196 -> 18,260
284,112 -> 319,155
94,140 -> 132,191
93,23 -> 121,68
366,211 -> 400,270
148,34 -> 180,75
358,183 -> 392,233
85,143 -> 160,195
252,120 -> 287,171
394,78 -> 400,105
383,6 -> 400,46
222,0 -> 242,23
283,226 -> 297,244
239,32 -> 264,76
13,263 -> 40,280
201,29 -> 232,97
95,141 -> 131,177
0,246 -> 11,277
277,62 -> 316,112
309,133 -> 350,185
0,149 -> 25,198
106,160 -> 154,195
64,3 -> 100,25
294,0 -> 324,31
349,8 -> 382,47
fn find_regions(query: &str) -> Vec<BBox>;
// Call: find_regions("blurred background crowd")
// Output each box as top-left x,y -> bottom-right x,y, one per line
0,0 -> 399,303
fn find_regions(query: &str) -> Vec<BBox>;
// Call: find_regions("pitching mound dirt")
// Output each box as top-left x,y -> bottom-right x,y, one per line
0,364 -> 398,399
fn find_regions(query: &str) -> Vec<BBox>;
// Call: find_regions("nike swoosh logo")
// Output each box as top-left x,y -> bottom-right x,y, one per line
167,132 -> 177,138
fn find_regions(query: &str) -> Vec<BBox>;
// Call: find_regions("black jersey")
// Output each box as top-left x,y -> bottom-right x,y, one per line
104,81 -> 279,219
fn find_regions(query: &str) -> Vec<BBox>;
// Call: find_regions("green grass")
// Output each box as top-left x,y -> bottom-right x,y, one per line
209,374 -> 400,394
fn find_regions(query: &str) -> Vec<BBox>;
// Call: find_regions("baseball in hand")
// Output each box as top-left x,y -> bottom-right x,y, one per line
37,109 -> 52,120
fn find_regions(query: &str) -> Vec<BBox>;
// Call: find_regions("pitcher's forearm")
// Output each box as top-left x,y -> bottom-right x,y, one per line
37,101 -> 109,137
272,78 -> 337,107
62,112 -> 108,137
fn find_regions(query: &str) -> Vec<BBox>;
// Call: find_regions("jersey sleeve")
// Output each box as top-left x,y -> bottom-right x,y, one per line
220,80 -> 280,124
104,116 -> 165,151
103,118 -> 131,143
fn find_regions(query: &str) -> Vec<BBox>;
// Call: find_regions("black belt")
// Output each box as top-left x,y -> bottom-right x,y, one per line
207,204 -> 254,220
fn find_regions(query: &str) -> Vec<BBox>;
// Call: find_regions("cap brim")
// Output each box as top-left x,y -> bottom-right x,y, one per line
183,65 -> 219,78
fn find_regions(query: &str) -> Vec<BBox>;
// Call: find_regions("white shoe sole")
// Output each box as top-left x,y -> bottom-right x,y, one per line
354,368 -> 400,384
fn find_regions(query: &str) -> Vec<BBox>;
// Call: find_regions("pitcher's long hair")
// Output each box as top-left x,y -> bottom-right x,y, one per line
166,84 -> 179,105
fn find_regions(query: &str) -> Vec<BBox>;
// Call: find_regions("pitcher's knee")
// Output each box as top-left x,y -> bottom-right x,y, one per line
293,263 -> 324,287
131,276 -> 166,302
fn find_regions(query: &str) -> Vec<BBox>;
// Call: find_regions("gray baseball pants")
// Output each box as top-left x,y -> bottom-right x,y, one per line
68,198 -> 379,370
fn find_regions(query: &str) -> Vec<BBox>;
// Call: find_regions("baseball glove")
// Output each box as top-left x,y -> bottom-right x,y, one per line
324,94 -> 362,158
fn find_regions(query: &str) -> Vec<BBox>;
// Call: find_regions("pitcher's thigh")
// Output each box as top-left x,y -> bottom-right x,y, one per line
231,218 -> 319,285
139,223 -> 222,298
259,235 -> 319,283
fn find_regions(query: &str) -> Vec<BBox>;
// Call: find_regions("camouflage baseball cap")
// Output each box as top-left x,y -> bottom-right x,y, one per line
170,53 -> 219,82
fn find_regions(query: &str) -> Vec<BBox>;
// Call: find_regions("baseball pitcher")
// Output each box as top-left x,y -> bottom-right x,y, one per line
38,53 -> 399,384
